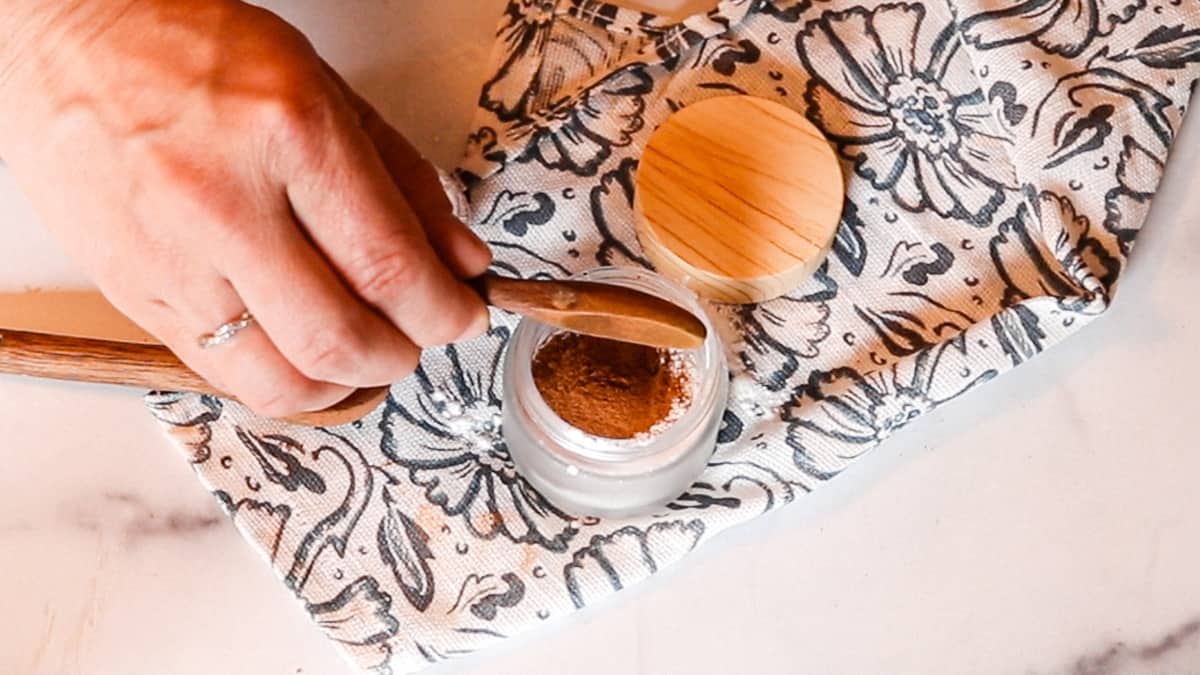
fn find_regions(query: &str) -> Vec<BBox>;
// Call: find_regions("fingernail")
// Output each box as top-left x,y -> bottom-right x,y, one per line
457,304 -> 491,343
467,232 -> 493,273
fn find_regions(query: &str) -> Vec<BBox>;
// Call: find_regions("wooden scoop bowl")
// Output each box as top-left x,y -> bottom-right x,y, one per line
0,274 -> 707,427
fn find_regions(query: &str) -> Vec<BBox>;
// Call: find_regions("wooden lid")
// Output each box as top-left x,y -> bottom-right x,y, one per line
634,96 -> 844,304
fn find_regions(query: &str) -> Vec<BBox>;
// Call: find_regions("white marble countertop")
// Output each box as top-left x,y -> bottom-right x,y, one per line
3,2 -> 1200,674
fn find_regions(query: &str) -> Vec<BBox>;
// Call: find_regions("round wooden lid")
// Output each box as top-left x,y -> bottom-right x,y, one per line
634,96 -> 844,304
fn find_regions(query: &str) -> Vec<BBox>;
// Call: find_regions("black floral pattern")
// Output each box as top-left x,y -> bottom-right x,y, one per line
1031,65 -> 1174,171
563,520 -> 705,608
1111,24 -> 1200,70
307,576 -> 400,647
724,266 -> 839,392
512,65 -> 654,176
379,332 -> 578,551
990,191 -> 1122,315
481,0 -> 579,123
960,0 -> 1146,58
478,189 -> 557,237
787,337 -> 997,479
799,3 -> 1017,225
1104,136 -> 1166,254
146,0 -> 1196,672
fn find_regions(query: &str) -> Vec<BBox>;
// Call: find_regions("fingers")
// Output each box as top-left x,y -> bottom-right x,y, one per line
279,77 -> 489,349
114,212 -> 424,417
321,64 -> 491,279
369,131 -> 492,280
220,208 -> 422,388
113,276 -> 355,418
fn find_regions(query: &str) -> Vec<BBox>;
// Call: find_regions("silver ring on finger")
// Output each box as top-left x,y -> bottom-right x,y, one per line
198,310 -> 256,349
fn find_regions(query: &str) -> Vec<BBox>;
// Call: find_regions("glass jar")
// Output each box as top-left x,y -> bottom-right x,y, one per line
502,266 -> 729,518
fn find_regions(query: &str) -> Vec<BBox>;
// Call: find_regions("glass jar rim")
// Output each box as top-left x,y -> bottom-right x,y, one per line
507,266 -> 726,464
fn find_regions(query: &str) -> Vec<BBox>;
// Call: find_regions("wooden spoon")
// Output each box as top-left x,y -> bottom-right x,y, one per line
474,274 -> 707,350
0,274 -> 707,426
0,329 -> 390,427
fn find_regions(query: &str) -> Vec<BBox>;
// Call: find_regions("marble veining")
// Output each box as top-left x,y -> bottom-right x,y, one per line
1050,618 -> 1200,675
76,492 -> 222,543
0,491 -> 221,546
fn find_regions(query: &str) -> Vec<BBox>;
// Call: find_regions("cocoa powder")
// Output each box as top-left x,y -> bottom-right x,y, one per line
531,332 -> 693,439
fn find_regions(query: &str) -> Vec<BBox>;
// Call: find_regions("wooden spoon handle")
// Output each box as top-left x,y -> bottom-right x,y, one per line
0,328 -> 390,426
0,329 -> 219,394
471,273 -> 707,350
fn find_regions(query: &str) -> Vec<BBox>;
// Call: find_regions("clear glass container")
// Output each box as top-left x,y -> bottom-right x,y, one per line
502,266 -> 729,518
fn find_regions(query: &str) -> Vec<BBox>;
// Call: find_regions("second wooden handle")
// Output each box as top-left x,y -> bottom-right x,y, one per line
0,329 -> 220,395
0,329 -> 391,426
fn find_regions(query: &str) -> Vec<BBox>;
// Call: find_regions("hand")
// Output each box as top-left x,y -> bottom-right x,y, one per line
0,0 -> 491,417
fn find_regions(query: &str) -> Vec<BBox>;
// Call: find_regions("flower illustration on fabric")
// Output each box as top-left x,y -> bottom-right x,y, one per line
563,520 -> 705,608
212,493 -> 291,563
1031,67 -> 1173,172
960,0 -> 1145,58
990,191 -> 1121,316
446,573 -> 527,622
787,337 -> 997,478
798,3 -> 1016,225
689,37 -> 761,75
792,369 -> 934,452
728,294 -> 833,391
306,576 -> 400,648
1110,24 -> 1200,70
1043,193 -> 1122,305
990,303 -> 1049,367
723,265 -> 838,392
228,429 -> 376,592
854,296 -> 975,359
478,0 -> 653,177
669,460 -> 799,513
589,156 -> 655,268
512,65 -> 654,177
831,200 -> 870,277
477,189 -> 557,238
146,392 -> 223,463
641,0 -> 763,66
1104,136 -> 1165,255
380,328 -> 578,551
482,0 -> 644,123
880,240 -> 956,286
480,0 -> 562,123
377,484 -> 436,612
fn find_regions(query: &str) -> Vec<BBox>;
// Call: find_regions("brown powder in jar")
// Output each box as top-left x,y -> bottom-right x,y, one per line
530,332 -> 693,439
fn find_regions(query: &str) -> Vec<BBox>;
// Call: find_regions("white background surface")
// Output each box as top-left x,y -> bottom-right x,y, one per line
2,2 -> 1199,673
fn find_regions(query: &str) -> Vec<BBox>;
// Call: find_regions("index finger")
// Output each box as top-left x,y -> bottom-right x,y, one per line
321,62 -> 491,280
274,79 -> 489,348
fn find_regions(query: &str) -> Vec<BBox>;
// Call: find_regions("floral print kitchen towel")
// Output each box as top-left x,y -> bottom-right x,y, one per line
148,0 -> 1198,672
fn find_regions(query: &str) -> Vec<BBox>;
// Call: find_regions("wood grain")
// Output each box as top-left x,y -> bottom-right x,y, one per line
0,329 -> 388,426
474,274 -> 707,350
635,95 -> 844,303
